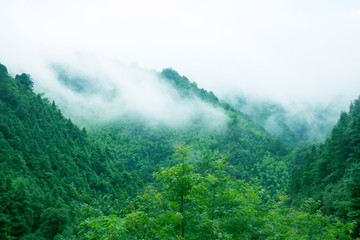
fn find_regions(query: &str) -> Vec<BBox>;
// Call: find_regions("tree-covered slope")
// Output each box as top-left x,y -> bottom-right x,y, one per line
160,68 -> 222,106
76,146 -> 354,240
0,62 -> 290,239
288,97 -> 360,234
85,68 -> 291,198
0,64 -> 140,239
1,61 -> 357,239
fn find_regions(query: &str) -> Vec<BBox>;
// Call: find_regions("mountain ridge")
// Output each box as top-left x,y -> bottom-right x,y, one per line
0,61 -> 358,238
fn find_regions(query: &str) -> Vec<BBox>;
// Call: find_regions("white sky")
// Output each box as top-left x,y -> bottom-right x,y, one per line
1,0 -> 360,108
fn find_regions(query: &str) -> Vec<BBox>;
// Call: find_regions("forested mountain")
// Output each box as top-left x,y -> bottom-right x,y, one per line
0,63 -> 141,239
0,62 -> 357,239
83,68 -> 292,200
288,97 -> 360,235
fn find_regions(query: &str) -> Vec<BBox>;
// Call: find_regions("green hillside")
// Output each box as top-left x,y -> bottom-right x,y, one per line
0,64 -> 141,239
0,62 -> 356,239
86,68 -> 291,195
288,97 -> 360,235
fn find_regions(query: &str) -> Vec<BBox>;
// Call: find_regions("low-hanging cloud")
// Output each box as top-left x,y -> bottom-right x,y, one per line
1,0 -> 360,134
24,54 -> 228,128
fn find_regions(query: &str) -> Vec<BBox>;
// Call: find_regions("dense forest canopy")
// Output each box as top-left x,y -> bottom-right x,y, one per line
288,96 -> 360,233
0,62 -> 359,239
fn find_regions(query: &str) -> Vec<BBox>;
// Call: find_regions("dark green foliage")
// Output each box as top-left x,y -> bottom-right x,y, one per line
0,67 -> 140,239
15,73 -> 34,91
40,208 -> 69,239
0,66 -> 17,107
161,68 -> 219,105
0,63 -> 8,74
288,97 -> 360,237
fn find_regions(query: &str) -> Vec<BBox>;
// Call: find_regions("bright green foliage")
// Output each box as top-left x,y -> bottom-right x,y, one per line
78,147 -> 354,239
127,145 -> 265,239
266,196 -> 354,239
78,214 -> 127,239
253,154 -> 289,200
79,147 -> 266,239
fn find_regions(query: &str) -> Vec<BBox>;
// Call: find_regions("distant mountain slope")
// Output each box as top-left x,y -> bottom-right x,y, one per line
160,68 -> 222,107
86,68 -> 291,201
225,95 -> 339,144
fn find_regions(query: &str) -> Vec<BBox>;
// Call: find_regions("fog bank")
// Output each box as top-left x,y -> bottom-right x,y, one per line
15,54 -> 228,128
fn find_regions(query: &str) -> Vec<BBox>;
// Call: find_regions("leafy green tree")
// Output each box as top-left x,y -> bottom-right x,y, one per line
254,153 -> 289,200
78,147 -> 354,239
78,146 -> 266,239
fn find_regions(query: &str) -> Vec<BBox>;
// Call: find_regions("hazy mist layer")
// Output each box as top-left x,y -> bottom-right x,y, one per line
225,94 -> 347,142
24,54 -> 228,128
1,1 -> 359,134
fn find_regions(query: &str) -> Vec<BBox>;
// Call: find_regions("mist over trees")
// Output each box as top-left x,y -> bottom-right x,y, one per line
34,57 -> 229,129
224,95 -> 342,144
0,62 -> 359,239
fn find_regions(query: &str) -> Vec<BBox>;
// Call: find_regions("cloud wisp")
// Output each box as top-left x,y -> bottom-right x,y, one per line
24,54 -> 228,129
0,0 -> 359,131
